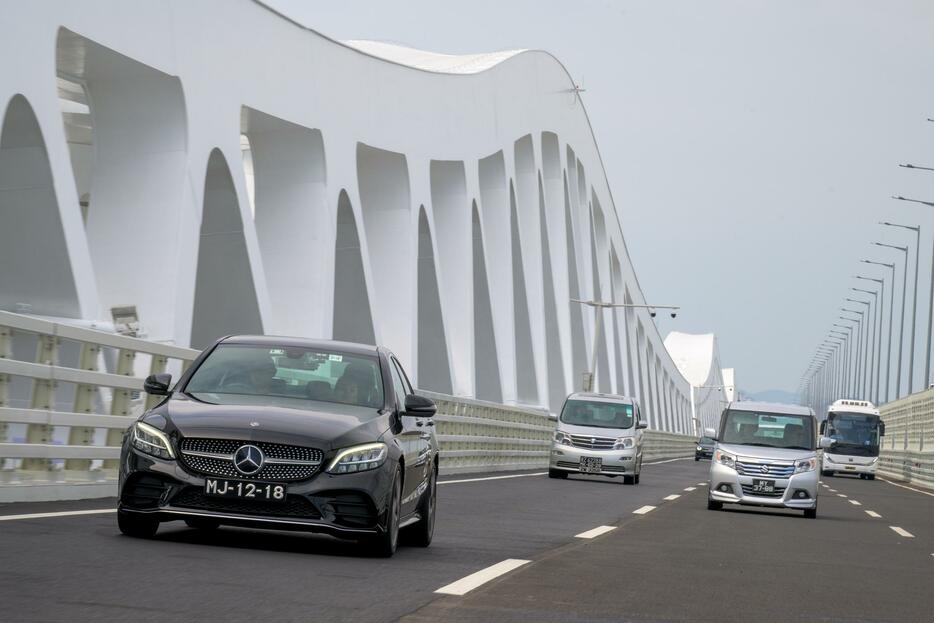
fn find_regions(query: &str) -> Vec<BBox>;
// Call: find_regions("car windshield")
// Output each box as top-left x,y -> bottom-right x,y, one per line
720,409 -> 815,450
183,344 -> 384,409
699,436 -> 715,445
560,399 -> 634,429
827,412 -> 880,447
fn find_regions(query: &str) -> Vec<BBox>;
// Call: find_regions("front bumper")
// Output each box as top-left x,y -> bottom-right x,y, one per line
822,457 -> 877,475
549,443 -> 637,476
118,446 -> 394,539
708,460 -> 818,510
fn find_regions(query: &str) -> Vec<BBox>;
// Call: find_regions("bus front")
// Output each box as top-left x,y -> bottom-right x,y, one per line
820,400 -> 884,480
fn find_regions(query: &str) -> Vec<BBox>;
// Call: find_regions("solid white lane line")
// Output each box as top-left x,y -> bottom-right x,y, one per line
849,500 -> 862,506
878,477 -> 934,498
684,487 -> 697,492
663,494 -> 681,501
837,494 -> 847,498
439,472 -> 547,485
435,559 -> 531,595
643,457 -> 690,466
633,505 -> 656,515
0,509 -> 115,522
865,510 -> 882,518
575,525 -> 617,539
890,527 -> 914,538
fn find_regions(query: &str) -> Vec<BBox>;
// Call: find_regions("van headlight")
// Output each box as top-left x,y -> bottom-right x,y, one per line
327,443 -> 388,474
794,457 -> 817,473
554,431 -> 572,446
132,421 -> 175,460
714,449 -> 736,469
614,437 -> 634,450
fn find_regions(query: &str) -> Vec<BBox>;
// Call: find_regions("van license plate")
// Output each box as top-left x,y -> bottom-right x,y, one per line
580,457 -> 602,473
845,466 -> 856,470
751,479 -> 775,493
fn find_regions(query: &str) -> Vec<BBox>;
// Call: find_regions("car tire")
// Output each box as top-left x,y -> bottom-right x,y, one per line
117,510 -> 159,538
867,474 -> 876,481
694,456 -> 699,462
405,462 -> 436,548
623,475 -> 635,485
821,470 -> 833,477
804,507 -> 817,519
548,469 -> 568,479
707,497 -> 722,511
369,465 -> 402,558
634,472 -> 641,485
184,518 -> 220,530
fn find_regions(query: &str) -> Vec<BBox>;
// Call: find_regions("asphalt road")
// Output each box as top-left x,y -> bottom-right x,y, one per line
1,460 -> 931,623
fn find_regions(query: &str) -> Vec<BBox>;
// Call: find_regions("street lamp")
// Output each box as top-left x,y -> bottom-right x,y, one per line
571,298 -> 680,392
833,321 -> 856,396
861,261 -> 896,401
898,164 -> 934,172
891,195 -> 934,390
840,310 -> 866,399
846,298 -> 874,401
851,289 -> 880,404
873,242 -> 910,398
880,220 -> 921,394
853,279 -> 885,403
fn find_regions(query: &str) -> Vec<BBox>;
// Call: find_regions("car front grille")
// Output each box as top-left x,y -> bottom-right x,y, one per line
568,434 -> 617,450
740,484 -> 787,498
179,438 -> 323,482
170,486 -> 321,519
735,460 -> 795,479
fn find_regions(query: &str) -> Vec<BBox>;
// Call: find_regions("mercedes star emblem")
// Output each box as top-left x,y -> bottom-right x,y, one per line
234,444 -> 264,475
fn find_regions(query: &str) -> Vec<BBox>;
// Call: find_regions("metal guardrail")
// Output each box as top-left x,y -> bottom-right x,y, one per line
0,312 -> 697,502
879,387 -> 934,489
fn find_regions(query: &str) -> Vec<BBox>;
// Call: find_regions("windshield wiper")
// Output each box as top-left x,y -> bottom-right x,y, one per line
736,442 -> 776,448
784,445 -> 813,451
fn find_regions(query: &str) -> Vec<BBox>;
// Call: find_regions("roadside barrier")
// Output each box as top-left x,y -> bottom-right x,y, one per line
879,388 -> 934,490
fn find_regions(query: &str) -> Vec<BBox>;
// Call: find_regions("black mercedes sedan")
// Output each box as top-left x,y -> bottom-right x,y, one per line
117,336 -> 438,557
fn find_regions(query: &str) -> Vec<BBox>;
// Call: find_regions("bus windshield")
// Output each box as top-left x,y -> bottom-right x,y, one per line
826,412 -> 880,457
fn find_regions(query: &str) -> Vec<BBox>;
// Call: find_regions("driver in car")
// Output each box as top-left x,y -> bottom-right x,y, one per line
333,364 -> 373,405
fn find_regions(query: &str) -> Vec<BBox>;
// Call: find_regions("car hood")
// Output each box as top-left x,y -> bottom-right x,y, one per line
717,443 -> 816,461
144,393 -> 391,452
557,422 -> 636,437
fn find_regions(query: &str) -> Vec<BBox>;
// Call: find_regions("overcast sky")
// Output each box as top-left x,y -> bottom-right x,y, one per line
266,0 -> 934,394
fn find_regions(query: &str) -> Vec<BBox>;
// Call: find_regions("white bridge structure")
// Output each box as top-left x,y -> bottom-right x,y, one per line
0,0 -> 727,455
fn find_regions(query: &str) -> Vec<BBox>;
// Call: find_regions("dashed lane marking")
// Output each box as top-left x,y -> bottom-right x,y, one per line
878,478 -> 934,498
0,509 -> 115,521
697,482 -> 707,486
575,525 -> 617,539
663,494 -> 681,501
866,511 -> 882,518
684,487 -> 697,492
837,494 -> 847,498
633,505 -> 656,515
439,472 -> 547,485
828,489 -> 837,493
849,500 -> 862,506
890,527 -> 914,538
435,559 -> 531,595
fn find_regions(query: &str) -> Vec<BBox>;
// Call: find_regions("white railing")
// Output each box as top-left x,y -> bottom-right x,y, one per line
0,312 -> 697,502
879,387 -> 934,489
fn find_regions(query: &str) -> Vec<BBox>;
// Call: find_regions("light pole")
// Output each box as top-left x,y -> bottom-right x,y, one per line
832,323 -> 854,395
841,309 -> 866,399
861,261 -> 896,401
880,221 -> 921,394
828,335 -> 847,399
850,291 -> 879,404
892,195 -> 934,389
830,328 -> 851,396
873,242 -> 909,398
854,275 -> 886,402
845,299 -> 873,399
571,299 -> 680,392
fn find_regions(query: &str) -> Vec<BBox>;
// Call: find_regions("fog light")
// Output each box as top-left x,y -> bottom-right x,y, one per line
717,484 -> 733,494
794,490 -> 809,499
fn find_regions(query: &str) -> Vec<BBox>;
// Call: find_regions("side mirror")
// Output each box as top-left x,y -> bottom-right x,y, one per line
404,394 -> 436,417
144,373 -> 172,396
704,427 -> 717,440
636,421 -> 648,429
819,420 -> 826,435
879,422 -> 886,437
547,413 -> 558,422
819,436 -> 835,450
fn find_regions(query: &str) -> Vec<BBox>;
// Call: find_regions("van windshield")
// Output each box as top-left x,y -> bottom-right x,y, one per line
720,409 -> 815,450
560,399 -> 634,429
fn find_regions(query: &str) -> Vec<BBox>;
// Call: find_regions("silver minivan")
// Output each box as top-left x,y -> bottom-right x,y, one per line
706,401 -> 831,518
549,392 -> 647,484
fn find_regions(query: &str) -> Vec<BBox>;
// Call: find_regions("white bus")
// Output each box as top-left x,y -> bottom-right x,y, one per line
819,399 -> 885,480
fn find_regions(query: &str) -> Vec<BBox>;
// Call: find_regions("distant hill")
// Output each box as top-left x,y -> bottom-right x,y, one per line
743,389 -> 800,405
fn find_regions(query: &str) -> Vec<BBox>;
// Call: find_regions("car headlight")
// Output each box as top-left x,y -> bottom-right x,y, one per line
614,437 -> 634,450
554,431 -> 572,446
132,421 -> 175,460
795,457 -> 817,473
696,445 -> 704,451
327,443 -> 388,474
714,449 -> 736,469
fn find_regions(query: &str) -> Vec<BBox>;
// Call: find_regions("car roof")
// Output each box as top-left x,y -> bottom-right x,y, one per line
567,392 -> 637,404
220,335 -> 381,356
727,400 -> 813,417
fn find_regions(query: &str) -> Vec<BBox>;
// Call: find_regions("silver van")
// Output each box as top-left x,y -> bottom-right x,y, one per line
549,392 -> 647,484
706,401 -> 831,518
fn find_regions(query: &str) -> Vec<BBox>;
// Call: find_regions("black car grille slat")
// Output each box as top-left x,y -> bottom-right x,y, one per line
178,438 -> 323,482
736,460 -> 795,479
170,487 -> 321,519
567,434 -> 617,450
